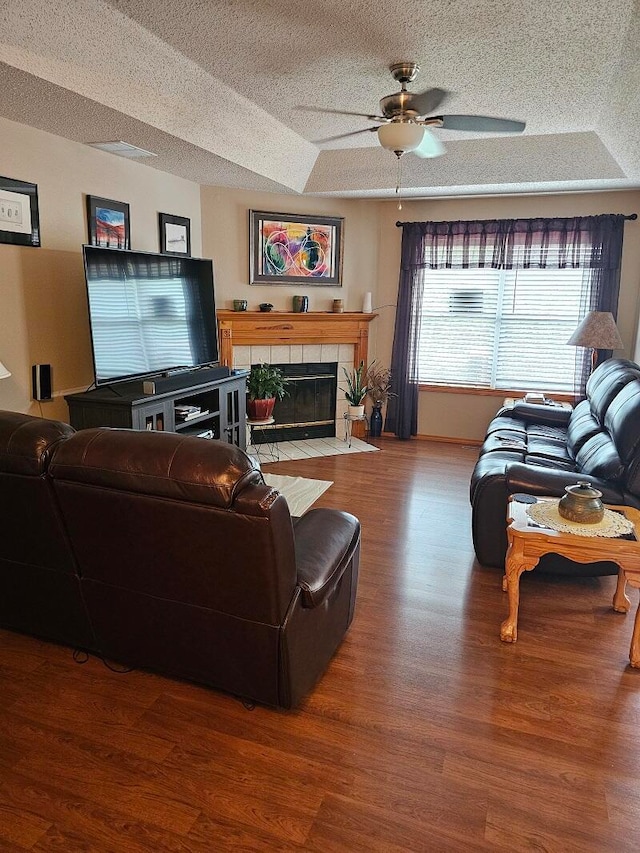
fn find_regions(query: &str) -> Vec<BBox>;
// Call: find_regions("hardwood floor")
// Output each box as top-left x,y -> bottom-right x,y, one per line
2,438 -> 640,851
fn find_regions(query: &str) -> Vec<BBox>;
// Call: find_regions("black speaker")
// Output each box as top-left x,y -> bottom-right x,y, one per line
142,365 -> 231,395
32,364 -> 52,401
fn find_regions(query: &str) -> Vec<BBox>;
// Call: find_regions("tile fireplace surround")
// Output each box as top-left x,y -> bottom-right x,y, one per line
217,311 -> 377,434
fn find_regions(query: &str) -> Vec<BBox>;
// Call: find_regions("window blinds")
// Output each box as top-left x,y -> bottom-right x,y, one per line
417,266 -> 588,392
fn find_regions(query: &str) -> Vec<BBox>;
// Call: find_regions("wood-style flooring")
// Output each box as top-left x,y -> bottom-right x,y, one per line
2,438 -> 640,852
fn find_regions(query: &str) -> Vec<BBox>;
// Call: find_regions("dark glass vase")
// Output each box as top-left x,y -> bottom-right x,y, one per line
369,404 -> 383,437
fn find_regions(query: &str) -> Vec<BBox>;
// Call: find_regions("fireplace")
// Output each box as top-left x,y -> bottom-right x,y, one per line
252,362 -> 337,443
217,311 -> 377,440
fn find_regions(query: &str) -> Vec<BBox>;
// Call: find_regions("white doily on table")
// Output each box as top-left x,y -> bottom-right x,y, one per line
526,500 -> 635,538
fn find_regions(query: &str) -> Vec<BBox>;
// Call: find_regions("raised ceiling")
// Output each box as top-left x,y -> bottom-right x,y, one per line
1,0 -> 639,199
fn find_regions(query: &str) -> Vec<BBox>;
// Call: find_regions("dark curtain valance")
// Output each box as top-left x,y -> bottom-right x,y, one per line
396,214 -> 633,271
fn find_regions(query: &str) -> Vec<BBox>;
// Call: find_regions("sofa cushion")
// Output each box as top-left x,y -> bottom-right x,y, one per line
587,358 -> 640,423
575,432 -> 624,482
604,379 -> 640,497
525,424 -> 569,442
486,415 -> 527,436
526,435 -> 573,463
524,454 -> 577,470
566,399 -> 602,457
604,379 -> 640,464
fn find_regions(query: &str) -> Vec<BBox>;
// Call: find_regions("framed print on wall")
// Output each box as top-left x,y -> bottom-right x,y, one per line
86,195 -> 130,249
159,213 -> 191,256
249,210 -> 344,285
0,176 -> 40,247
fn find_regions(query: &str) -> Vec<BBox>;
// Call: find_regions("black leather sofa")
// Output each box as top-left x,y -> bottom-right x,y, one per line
0,410 -> 360,708
470,358 -> 640,576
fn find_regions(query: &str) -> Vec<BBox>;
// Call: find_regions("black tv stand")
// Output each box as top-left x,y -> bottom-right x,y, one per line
65,370 -> 247,450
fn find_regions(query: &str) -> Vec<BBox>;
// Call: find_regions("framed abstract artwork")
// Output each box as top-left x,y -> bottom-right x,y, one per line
86,195 -> 130,249
159,212 -> 191,256
0,176 -> 40,247
249,210 -> 344,285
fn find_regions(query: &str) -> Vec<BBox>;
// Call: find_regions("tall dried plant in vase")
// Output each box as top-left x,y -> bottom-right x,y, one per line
365,362 -> 394,437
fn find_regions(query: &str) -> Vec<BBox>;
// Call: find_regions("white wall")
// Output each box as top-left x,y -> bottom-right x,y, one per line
200,186 -> 377,315
0,117 -> 203,420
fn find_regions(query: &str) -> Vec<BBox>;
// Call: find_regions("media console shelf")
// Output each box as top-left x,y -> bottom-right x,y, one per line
65,370 -> 248,450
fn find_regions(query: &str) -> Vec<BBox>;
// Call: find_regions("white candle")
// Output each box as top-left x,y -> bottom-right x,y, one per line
362,292 -> 372,313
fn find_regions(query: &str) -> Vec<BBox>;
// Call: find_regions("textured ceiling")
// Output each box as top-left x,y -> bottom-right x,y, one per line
1,0 -> 639,198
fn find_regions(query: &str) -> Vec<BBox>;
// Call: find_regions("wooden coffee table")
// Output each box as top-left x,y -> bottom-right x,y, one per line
501,497 -> 640,666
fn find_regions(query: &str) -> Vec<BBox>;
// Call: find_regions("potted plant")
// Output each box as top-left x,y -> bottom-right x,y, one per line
341,361 -> 368,419
246,363 -> 288,421
365,362 -> 394,437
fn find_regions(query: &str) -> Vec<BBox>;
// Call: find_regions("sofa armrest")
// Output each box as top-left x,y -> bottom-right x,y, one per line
505,463 -> 625,503
293,508 -> 360,607
500,402 -> 572,426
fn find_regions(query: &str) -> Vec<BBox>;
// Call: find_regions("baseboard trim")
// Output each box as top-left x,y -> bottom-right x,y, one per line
379,431 -> 482,446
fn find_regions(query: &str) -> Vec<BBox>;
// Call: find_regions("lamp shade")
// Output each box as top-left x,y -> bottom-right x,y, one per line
567,311 -> 624,350
0,360 -> 10,379
378,122 -> 425,154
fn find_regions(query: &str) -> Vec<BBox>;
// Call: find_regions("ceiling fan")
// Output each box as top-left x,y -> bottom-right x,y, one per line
308,62 -> 526,158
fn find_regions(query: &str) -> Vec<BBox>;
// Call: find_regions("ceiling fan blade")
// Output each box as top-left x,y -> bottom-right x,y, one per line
298,106 -> 384,121
439,114 -> 526,133
412,128 -> 446,158
410,87 -> 449,116
314,127 -> 377,143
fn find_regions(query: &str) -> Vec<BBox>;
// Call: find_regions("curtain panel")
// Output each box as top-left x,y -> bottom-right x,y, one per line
386,214 -> 627,439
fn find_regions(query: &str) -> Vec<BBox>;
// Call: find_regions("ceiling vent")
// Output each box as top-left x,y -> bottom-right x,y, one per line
86,141 -> 157,159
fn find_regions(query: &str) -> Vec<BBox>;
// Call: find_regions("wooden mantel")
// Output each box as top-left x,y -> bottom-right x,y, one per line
217,311 -> 377,369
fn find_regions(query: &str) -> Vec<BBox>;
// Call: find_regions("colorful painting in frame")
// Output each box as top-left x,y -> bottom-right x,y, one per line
250,210 -> 343,285
86,195 -> 130,249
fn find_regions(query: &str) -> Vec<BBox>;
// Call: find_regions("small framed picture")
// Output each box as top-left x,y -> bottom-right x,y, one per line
86,195 -> 130,249
159,213 -> 191,256
0,176 -> 40,247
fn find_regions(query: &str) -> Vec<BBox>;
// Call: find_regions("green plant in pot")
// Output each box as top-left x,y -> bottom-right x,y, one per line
246,363 -> 288,421
341,361 -> 368,419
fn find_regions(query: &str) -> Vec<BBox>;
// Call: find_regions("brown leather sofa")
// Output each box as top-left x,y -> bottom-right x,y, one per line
0,410 -> 95,649
0,411 -> 360,708
470,358 -> 640,576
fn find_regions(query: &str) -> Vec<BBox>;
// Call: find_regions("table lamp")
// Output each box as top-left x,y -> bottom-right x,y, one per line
0,360 -> 11,379
567,311 -> 623,372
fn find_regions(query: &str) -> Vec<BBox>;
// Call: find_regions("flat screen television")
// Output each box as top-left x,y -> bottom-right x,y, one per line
82,245 -> 220,386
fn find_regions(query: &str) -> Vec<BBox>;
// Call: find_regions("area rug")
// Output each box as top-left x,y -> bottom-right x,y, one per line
262,474 -> 333,517
248,435 -> 379,462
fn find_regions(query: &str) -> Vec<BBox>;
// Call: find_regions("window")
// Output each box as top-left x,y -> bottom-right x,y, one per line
388,215 -> 626,439
418,265 -> 588,392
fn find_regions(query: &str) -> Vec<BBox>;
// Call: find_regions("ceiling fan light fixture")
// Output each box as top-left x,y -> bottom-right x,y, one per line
378,121 -> 424,156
